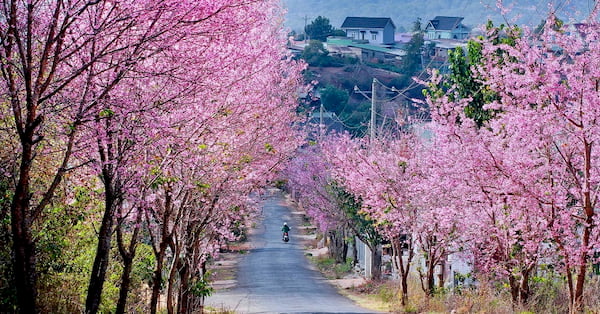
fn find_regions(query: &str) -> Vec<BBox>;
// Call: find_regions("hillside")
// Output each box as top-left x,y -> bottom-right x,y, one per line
283,0 -> 594,33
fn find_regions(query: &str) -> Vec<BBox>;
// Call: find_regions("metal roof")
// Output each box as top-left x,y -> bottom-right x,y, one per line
427,16 -> 465,31
341,17 -> 395,29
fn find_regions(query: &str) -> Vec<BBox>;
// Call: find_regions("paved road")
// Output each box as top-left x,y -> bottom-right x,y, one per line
206,190 -> 377,314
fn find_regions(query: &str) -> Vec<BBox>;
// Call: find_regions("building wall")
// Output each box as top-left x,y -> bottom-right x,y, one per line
345,25 -> 395,45
383,23 -> 395,44
427,29 -> 469,40
427,30 -> 452,39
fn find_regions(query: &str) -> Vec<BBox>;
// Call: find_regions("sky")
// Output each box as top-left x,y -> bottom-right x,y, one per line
282,0 -> 596,33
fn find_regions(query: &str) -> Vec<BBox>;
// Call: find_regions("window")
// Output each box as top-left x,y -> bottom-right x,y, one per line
372,33 -> 377,40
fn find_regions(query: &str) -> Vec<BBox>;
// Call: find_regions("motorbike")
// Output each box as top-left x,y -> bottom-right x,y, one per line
282,232 -> 289,242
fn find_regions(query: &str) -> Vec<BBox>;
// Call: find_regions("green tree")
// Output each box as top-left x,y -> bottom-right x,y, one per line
320,85 -> 349,114
332,29 -> 347,37
328,183 -> 383,280
305,16 -> 335,42
339,102 -> 370,137
301,40 -> 338,66
400,19 -> 424,77
425,21 -> 521,127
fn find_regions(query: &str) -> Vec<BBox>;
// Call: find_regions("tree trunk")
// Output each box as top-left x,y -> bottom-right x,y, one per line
11,141 -> 38,313
115,212 -> 142,314
573,258 -> 588,313
570,138 -> 594,313
391,237 -> 412,306
177,262 -> 190,314
115,253 -> 134,314
328,229 -> 348,264
352,235 -> 358,266
438,258 -> 446,289
167,245 -> 180,314
509,274 -> 519,304
520,269 -> 530,304
370,244 -> 382,281
566,265 -> 575,313
401,272 -> 409,305
427,258 -> 435,295
11,191 -> 37,314
150,246 -> 167,314
85,184 -> 116,314
150,189 -> 174,314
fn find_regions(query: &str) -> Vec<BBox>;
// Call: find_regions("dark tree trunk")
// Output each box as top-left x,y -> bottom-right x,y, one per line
11,140 -> 38,313
85,180 -> 116,314
115,212 -> 142,314
150,245 -> 167,314
392,237 -> 412,306
115,253 -> 134,314
438,259 -> 446,289
351,235 -> 358,266
166,243 -> 180,314
509,274 -> 519,304
427,259 -> 435,295
520,270 -> 530,304
570,138 -> 594,313
370,244 -> 382,281
401,271 -> 409,305
177,262 -> 190,314
328,229 -> 348,264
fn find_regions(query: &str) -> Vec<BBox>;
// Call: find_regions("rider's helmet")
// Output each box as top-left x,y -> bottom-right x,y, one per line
284,222 -> 287,226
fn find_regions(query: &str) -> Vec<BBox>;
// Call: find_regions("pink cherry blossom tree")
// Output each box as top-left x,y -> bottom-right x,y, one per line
0,1 -> 193,311
0,0 -> 304,312
322,134 -> 419,301
476,16 -> 600,310
422,10 -> 600,309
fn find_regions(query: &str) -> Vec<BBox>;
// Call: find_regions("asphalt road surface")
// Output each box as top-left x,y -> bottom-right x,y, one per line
205,190 -> 377,314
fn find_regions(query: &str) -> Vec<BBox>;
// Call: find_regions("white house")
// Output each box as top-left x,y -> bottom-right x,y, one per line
425,16 -> 470,40
341,17 -> 396,45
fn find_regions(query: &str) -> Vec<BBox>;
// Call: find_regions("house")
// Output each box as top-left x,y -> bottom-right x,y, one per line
425,16 -> 470,40
424,39 -> 467,72
326,37 -> 405,65
341,17 -> 396,45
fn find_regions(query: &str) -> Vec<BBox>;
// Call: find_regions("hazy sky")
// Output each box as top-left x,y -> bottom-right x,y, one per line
282,0 -> 596,33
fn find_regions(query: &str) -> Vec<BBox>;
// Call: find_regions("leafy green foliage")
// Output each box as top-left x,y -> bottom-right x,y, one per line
400,19 -> 424,77
190,271 -> 214,298
338,102 -> 370,137
0,176 -> 15,312
425,21 -> 521,127
301,40 -> 345,67
328,183 -> 382,248
35,186 -> 99,312
311,256 -> 353,279
320,85 -> 349,113
305,16 -> 335,42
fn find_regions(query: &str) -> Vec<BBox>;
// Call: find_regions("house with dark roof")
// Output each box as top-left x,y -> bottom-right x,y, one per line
341,17 -> 396,45
425,16 -> 470,40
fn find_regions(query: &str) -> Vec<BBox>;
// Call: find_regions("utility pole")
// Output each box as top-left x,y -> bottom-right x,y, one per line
303,15 -> 310,44
370,78 -> 377,141
319,103 -> 324,139
355,78 -> 400,143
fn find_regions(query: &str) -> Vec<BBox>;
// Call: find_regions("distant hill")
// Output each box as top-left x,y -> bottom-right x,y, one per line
282,0 -> 594,33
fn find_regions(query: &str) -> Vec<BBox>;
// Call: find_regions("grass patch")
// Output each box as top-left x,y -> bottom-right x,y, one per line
204,305 -> 235,313
311,256 -> 354,279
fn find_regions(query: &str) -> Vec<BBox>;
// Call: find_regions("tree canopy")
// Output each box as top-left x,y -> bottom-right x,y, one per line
305,16 -> 336,42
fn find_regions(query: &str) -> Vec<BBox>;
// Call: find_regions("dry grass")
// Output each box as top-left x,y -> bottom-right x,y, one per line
343,274 -> 600,313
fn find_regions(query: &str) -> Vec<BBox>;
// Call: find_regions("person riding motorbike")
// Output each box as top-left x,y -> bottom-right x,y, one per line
281,222 -> 290,240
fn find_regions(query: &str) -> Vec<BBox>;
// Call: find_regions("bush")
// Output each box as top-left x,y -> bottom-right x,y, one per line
312,256 -> 354,279
320,85 -> 349,114
365,62 -> 403,74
